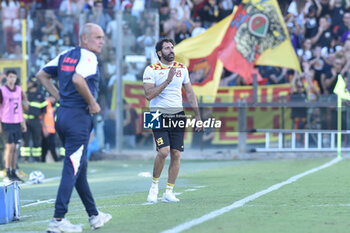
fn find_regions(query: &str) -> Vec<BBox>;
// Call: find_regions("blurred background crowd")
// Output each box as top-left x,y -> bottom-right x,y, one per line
0,0 -> 349,156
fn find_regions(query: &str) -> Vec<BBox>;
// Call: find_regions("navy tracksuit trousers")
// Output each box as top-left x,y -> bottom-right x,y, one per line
53,107 -> 98,218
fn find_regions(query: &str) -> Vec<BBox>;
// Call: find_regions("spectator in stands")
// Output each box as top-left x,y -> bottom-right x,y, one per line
303,3 -> 321,39
31,11 -> 45,44
319,0 -> 331,17
136,26 -> 157,59
132,0 -> 146,18
219,0 -> 234,18
286,20 -> 300,50
290,72 -> 308,130
13,7 -> 33,50
311,14 -> 334,49
329,0 -> 350,32
41,10 -> 64,43
297,39 -> 313,63
341,40 -> 350,76
162,8 -> 180,41
304,62 -> 321,101
0,18 -> 5,57
88,1 -> 111,31
34,34 -> 50,56
309,45 -> 329,95
83,0 -> 94,13
105,14 -> 117,48
175,0 -> 193,22
287,0 -> 305,27
145,0 -> 166,9
30,0 -> 48,9
1,0 -> 20,56
158,1 -> 170,38
103,50 -> 116,81
103,49 -> 116,105
220,70 -> 239,86
122,63 -> 137,82
321,57 -> 344,96
339,12 -> 350,43
137,10 -> 156,37
198,0 -> 222,28
48,0 -> 64,10
57,33 -> 74,53
175,21 -> 191,44
265,67 -> 288,85
122,2 -> 139,35
321,56 -> 345,130
122,23 -> 137,56
190,16 -> 206,37
59,0 -> 82,44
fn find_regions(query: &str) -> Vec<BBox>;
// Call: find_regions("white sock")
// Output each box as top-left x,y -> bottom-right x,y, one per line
166,183 -> 174,193
151,177 -> 159,189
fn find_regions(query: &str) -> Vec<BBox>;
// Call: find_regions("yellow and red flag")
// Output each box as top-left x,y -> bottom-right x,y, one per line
175,14 -> 232,99
175,0 -> 301,99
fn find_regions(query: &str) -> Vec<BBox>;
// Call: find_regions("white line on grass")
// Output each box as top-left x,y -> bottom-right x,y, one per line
20,176 -> 61,187
161,157 -> 342,233
22,198 -> 56,207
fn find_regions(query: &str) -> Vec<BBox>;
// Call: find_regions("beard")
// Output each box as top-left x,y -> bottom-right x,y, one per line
162,51 -> 175,62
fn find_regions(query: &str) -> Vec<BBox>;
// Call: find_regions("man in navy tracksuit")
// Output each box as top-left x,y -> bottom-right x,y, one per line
37,23 -> 111,233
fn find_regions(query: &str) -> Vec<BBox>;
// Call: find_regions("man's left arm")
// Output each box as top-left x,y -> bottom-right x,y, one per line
72,73 -> 100,114
184,82 -> 202,131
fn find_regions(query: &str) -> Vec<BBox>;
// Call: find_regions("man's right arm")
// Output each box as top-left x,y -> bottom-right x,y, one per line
143,67 -> 176,101
144,82 -> 170,101
36,70 -> 60,101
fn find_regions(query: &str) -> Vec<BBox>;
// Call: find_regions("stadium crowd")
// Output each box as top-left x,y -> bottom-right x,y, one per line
1,1 -> 350,90
0,0 -> 349,158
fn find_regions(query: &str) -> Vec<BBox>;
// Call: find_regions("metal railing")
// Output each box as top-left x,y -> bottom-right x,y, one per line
254,129 -> 350,152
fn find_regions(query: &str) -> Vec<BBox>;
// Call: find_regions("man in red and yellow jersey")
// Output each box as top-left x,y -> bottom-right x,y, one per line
143,38 -> 201,203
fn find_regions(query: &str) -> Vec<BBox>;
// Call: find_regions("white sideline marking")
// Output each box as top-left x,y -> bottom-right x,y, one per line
184,188 -> 197,192
161,157 -> 342,233
20,176 -> 61,187
138,172 -> 152,177
22,198 -> 56,207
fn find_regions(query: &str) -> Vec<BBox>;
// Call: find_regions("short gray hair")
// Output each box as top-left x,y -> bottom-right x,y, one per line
79,23 -> 95,42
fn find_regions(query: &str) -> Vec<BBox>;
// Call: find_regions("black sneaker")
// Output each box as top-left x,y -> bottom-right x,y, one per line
10,171 -> 24,183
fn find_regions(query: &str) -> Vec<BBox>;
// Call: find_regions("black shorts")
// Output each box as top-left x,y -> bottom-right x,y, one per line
152,111 -> 186,152
2,123 -> 22,144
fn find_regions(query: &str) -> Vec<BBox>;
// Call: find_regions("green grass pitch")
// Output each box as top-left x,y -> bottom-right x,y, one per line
1,157 -> 350,233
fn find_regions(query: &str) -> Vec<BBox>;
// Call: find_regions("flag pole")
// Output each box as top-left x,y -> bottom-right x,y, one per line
337,94 -> 342,158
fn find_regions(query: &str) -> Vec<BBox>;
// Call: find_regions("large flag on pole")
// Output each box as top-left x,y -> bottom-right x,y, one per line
175,0 -> 301,98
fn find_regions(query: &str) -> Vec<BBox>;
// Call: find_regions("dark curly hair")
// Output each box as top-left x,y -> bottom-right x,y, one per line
155,38 -> 175,60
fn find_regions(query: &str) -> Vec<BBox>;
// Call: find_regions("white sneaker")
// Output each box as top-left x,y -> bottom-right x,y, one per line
89,211 -> 112,230
3,176 -> 11,183
147,186 -> 158,203
46,218 -> 82,233
162,191 -> 180,203
0,169 -> 6,178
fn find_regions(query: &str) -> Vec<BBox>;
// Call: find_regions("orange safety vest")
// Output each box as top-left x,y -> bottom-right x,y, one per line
42,100 -> 56,134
